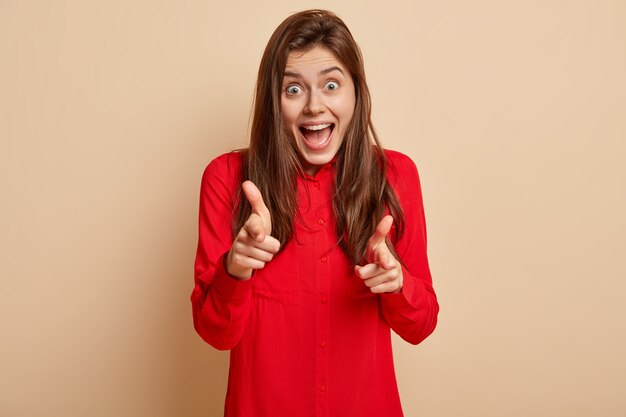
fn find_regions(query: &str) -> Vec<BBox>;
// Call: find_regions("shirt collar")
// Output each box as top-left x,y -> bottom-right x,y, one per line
300,157 -> 337,183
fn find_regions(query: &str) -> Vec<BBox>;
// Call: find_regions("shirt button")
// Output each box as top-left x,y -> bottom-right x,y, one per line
318,218 -> 324,225
320,296 -> 328,304
320,340 -> 327,348
321,256 -> 327,263
320,384 -> 327,392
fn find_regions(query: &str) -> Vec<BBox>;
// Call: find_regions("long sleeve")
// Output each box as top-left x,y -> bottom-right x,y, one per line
192,151 -> 435,416
190,152 -> 252,351
380,151 -> 439,345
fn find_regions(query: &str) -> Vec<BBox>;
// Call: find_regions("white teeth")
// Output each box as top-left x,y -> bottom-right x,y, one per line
302,123 -> 331,131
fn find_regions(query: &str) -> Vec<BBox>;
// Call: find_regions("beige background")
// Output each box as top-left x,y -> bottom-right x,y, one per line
1,1 -> 625,416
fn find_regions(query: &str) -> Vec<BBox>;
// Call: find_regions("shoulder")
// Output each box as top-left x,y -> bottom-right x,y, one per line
202,151 -> 244,181
204,151 -> 244,175
382,148 -> 425,211
383,148 -> 420,182
201,151 -> 245,195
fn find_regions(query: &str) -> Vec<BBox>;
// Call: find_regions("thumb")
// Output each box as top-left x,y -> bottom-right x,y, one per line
242,180 -> 272,233
367,215 -> 393,261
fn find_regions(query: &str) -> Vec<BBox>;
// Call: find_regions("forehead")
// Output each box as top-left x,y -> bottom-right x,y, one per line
284,46 -> 347,73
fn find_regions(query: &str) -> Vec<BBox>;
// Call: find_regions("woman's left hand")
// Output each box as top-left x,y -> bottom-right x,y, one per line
354,215 -> 403,294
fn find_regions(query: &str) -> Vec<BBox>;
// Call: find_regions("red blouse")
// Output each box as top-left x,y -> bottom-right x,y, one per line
191,149 -> 438,417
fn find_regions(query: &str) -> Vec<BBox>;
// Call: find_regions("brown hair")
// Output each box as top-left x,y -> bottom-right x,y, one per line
235,9 -> 405,264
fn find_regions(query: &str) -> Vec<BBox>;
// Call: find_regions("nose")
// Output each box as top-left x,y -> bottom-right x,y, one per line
304,90 -> 325,115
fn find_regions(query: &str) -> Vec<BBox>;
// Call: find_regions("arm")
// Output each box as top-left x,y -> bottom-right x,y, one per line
379,152 -> 439,345
190,153 -> 253,351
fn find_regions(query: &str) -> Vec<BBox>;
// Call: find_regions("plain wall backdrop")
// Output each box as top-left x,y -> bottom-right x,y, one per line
1,1 -> 625,416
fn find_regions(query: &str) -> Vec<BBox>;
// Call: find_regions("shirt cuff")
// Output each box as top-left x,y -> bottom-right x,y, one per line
212,252 -> 253,302
380,264 -> 417,308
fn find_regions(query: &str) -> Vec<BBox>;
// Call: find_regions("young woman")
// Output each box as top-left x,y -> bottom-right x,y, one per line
191,9 -> 439,417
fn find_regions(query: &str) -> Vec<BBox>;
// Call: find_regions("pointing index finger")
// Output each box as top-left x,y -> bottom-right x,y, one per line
244,213 -> 266,242
242,181 -> 269,216
242,180 -> 272,235
368,215 -> 393,249
366,215 -> 393,264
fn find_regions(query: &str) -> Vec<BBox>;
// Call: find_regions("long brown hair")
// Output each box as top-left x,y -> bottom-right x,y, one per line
234,9 -> 405,264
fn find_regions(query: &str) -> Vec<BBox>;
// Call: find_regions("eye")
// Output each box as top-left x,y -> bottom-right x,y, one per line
325,81 -> 339,91
285,85 -> 302,95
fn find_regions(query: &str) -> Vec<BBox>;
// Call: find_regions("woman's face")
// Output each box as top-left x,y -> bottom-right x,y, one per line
281,46 -> 356,175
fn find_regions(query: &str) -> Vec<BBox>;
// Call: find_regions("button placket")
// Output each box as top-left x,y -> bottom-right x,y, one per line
312,168 -> 332,416
316,252 -> 330,404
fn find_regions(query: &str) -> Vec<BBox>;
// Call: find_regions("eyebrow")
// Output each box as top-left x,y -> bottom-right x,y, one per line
283,66 -> 345,78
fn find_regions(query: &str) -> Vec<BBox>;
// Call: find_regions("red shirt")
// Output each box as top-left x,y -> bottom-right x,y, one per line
191,149 -> 438,417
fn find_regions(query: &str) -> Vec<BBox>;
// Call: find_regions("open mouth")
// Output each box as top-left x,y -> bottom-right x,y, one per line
299,123 -> 335,150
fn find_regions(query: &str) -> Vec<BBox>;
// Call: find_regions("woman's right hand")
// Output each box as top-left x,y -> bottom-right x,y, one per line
225,181 -> 280,280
